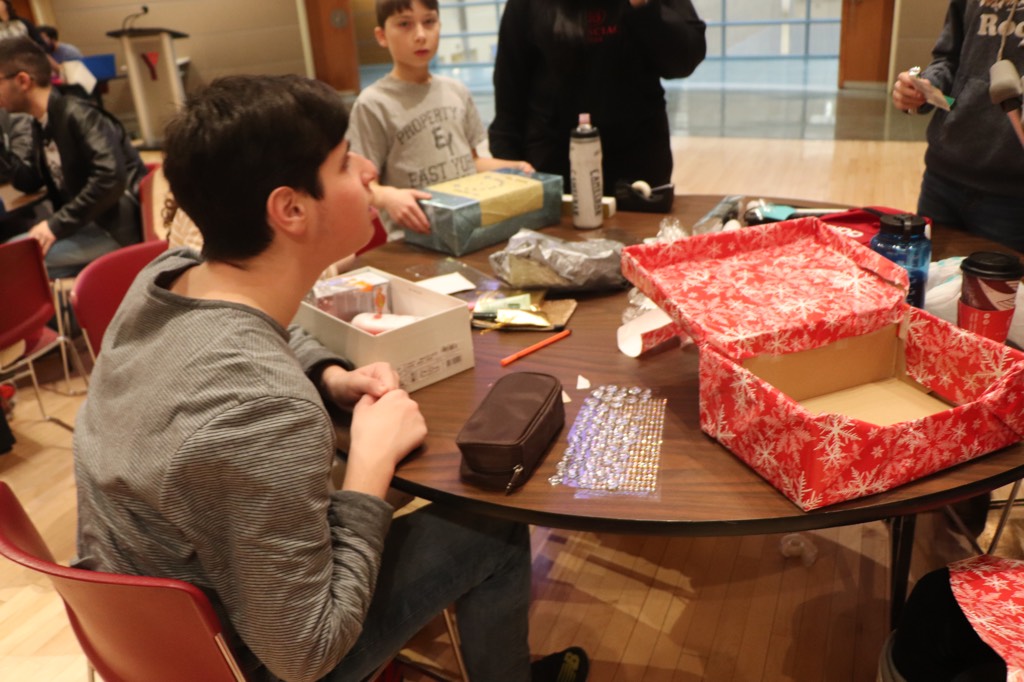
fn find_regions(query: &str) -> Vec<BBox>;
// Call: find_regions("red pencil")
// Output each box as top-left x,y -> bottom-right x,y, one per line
500,329 -> 572,367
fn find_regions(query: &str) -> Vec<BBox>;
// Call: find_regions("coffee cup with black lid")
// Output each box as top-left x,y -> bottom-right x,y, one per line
958,251 -> 1024,343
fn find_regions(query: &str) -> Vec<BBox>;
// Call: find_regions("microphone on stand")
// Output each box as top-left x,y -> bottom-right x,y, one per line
121,5 -> 149,32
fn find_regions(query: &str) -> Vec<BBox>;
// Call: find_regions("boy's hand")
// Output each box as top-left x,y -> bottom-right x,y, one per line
376,185 -> 432,233
509,160 -> 535,173
893,70 -> 927,113
344,389 -> 428,498
321,363 -> 399,409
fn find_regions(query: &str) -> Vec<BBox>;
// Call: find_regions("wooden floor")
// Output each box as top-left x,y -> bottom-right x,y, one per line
2,137 -> 1022,682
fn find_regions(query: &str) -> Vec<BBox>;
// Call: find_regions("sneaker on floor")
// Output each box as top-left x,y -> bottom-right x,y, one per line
531,646 -> 589,682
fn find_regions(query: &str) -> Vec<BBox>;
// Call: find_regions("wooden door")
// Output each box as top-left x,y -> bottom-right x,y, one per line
11,0 -> 35,22
839,0 -> 896,87
304,0 -> 361,93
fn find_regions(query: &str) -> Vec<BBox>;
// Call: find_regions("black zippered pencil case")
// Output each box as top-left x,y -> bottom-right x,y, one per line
457,372 -> 564,494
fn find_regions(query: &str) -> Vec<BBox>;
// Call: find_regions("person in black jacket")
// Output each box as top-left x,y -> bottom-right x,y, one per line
488,0 -> 706,193
0,107 -> 48,241
0,37 -> 145,277
0,108 -> 35,183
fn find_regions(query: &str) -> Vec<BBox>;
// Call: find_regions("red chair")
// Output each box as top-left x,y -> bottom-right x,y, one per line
0,239 -> 88,429
70,240 -> 168,362
0,481 -> 247,682
0,481 -> 464,682
357,209 -> 389,255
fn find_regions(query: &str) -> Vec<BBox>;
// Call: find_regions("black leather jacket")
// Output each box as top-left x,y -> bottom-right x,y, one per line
25,89 -> 146,243
0,109 -> 39,187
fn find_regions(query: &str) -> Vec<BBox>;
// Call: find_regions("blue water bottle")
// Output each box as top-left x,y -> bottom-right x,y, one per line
870,214 -> 931,308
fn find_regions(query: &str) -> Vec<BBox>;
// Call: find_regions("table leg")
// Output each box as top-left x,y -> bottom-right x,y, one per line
889,513 -> 917,630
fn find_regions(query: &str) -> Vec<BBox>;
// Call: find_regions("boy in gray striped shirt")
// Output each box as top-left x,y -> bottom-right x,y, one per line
73,75 -> 587,681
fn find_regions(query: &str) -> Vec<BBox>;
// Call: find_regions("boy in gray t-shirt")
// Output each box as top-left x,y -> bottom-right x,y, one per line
347,0 -> 533,238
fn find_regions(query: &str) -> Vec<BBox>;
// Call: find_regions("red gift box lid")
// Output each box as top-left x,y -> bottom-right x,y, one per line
949,555 -> 1024,676
621,218 -> 911,360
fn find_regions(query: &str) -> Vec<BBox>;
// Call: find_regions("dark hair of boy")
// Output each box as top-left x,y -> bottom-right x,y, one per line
37,25 -> 57,41
162,74 -> 348,262
0,36 -> 51,85
375,0 -> 439,28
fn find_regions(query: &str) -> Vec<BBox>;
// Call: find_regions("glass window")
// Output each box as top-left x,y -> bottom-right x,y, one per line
807,23 -> 841,56
364,0 -> 841,88
378,0 -> 842,64
693,0 -> 722,22
810,0 -> 842,20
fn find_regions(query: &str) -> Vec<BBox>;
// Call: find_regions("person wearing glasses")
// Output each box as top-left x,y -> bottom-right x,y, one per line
0,37 -> 145,277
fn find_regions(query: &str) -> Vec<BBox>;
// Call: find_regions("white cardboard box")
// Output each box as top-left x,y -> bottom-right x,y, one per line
293,267 -> 474,393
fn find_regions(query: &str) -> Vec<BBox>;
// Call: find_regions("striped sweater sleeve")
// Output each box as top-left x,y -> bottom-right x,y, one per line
163,394 -> 393,682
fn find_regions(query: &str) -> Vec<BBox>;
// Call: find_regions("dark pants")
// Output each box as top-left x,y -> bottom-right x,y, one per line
3,192 -> 142,279
0,410 -> 13,454
917,169 -> 1024,252
891,568 -> 1006,681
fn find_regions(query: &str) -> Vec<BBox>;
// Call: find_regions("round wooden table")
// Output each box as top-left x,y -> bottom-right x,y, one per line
351,194 -> 1024,626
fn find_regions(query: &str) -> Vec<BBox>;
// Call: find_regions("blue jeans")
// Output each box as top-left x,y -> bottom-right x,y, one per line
917,170 -> 1024,252
4,223 -> 123,279
323,503 -> 532,682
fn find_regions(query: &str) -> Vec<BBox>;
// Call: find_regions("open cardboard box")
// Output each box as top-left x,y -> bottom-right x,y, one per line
293,266 -> 474,393
622,218 -> 1024,510
745,322 -> 952,426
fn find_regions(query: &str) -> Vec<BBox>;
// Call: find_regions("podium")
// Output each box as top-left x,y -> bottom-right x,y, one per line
106,27 -> 189,148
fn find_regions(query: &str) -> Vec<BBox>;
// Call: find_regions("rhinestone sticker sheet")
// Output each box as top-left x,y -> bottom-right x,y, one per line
550,385 -> 667,495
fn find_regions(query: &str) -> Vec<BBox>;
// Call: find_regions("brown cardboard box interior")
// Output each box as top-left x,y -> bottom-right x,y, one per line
742,323 -> 954,427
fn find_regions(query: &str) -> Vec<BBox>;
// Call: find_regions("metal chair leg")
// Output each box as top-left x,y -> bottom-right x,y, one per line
942,480 -> 1023,556
52,279 -> 74,394
442,606 -> 470,682
0,357 -> 73,431
987,479 -> 1023,555
942,505 -> 985,556
22,360 -> 73,431
60,329 -> 90,391
48,278 -> 88,394
383,606 -> 471,682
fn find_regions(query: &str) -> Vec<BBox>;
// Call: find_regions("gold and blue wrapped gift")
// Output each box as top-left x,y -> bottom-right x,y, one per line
405,169 -> 563,256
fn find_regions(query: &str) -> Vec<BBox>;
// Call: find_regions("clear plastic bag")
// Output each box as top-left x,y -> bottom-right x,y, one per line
488,229 -> 627,292
623,215 -> 696,323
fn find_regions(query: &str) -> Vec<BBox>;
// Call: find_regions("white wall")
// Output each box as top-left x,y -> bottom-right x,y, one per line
49,0 -> 309,133
889,0 -> 947,83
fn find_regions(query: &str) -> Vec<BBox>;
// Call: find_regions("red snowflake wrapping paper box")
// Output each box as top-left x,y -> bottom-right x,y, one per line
621,218 -> 1024,510
949,555 -> 1024,680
